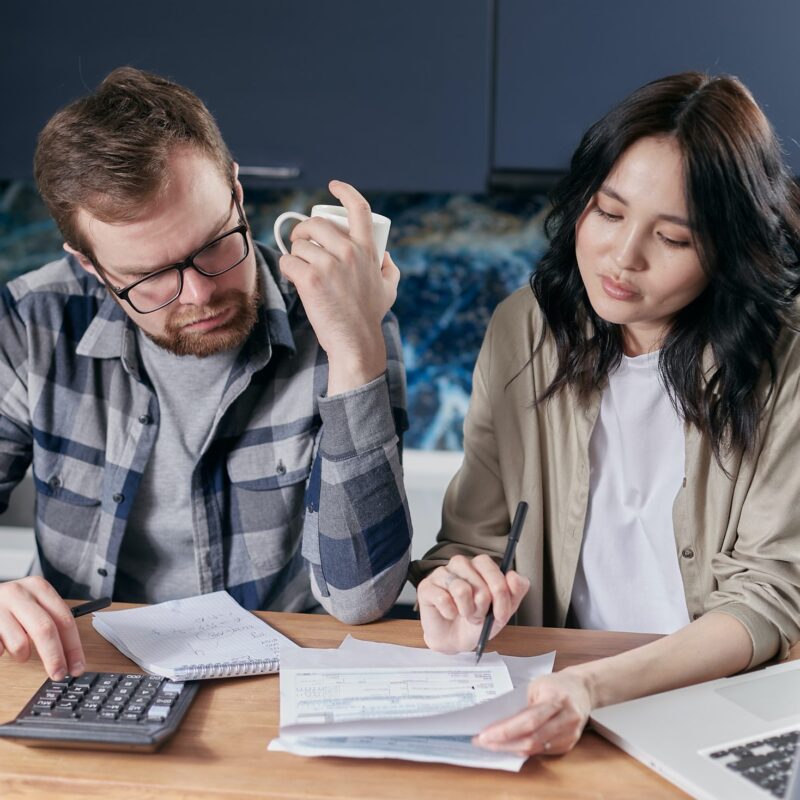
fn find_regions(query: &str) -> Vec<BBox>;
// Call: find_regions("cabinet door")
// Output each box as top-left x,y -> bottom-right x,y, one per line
494,0 -> 800,176
1,0 -> 492,192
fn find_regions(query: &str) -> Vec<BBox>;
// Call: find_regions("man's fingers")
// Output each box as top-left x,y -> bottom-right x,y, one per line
5,599 -> 68,679
381,251 -> 400,290
327,180 -> 374,246
34,584 -> 85,675
290,217 -> 352,261
0,607 -> 30,663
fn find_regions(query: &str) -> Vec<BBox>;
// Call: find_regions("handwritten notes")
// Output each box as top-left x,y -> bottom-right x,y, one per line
93,591 -> 298,679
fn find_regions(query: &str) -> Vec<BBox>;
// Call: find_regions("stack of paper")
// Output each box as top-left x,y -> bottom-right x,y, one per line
269,637 -> 555,772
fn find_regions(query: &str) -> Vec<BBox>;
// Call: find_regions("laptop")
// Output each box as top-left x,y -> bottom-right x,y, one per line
591,658 -> 800,799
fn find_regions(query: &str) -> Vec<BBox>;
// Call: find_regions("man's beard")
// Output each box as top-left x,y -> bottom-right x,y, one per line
144,286 -> 260,357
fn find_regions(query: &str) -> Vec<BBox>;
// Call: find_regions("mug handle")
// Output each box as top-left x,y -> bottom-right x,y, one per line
273,211 -> 309,255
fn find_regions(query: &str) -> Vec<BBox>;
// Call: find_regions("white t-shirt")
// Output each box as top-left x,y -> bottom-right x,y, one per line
569,350 -> 691,634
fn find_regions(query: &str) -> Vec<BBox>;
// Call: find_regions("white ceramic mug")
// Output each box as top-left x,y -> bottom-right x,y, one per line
273,204 -> 391,268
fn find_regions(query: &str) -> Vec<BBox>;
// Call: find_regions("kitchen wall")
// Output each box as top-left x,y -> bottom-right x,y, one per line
0,179 -> 551,451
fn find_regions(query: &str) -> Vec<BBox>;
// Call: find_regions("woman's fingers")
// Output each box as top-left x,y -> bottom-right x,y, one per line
476,699 -> 560,747
473,672 -> 592,756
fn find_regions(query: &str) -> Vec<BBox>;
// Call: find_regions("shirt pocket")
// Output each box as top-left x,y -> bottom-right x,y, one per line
32,451 -> 103,582
33,451 -> 103,506
225,432 -> 316,577
225,432 -> 315,491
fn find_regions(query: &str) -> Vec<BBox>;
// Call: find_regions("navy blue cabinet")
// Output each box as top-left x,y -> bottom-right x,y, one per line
494,0 -> 800,178
1,1 -> 493,192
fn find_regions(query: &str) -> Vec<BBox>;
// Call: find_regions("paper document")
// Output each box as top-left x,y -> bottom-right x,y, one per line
93,591 -> 298,679
271,639 -> 555,771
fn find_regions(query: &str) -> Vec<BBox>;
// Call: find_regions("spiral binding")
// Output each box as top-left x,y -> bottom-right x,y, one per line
172,657 -> 280,680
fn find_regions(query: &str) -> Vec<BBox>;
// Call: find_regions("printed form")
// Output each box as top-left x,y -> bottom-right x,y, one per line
270,638 -> 555,771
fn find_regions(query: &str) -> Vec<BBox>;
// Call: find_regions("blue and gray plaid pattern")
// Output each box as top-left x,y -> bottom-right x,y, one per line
0,244 -> 411,623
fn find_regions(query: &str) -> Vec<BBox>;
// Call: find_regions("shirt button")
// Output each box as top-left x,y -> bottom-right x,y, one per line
138,414 -> 151,425
48,475 -> 61,489
681,547 -> 695,559
276,460 -> 286,476
112,493 -> 124,504
97,568 -> 108,577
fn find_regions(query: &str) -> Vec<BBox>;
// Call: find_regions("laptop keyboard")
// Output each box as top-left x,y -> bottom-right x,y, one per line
705,728 -> 798,798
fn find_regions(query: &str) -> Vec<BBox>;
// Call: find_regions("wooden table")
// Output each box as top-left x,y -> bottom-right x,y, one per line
0,606 -> 746,799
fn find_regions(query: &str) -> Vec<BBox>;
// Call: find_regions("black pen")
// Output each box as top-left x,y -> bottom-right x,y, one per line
474,501 -> 528,664
70,597 -> 112,618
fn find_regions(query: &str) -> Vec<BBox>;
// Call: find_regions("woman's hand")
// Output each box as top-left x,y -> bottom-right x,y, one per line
473,669 -> 593,756
417,554 -> 530,654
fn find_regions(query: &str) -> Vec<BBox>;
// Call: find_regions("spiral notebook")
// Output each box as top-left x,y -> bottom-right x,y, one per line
92,591 -> 299,680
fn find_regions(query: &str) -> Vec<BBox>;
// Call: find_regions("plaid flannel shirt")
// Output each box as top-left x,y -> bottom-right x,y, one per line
0,244 -> 411,623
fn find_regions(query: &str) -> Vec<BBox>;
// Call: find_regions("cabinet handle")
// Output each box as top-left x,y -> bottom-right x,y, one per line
238,165 -> 302,180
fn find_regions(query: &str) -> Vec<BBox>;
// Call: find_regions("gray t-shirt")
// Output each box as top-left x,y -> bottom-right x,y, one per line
114,331 -> 239,603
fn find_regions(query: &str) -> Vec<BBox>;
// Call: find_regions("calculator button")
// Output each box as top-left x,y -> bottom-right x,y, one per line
33,699 -> 55,709
72,672 -> 99,689
153,694 -> 176,706
146,706 -> 170,721
99,710 -> 119,720
120,712 -> 142,722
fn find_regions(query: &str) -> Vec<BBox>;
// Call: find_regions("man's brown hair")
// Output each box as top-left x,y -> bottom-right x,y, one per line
34,66 -> 234,257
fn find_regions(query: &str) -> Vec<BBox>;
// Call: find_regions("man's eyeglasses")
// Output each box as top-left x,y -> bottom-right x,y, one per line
97,192 -> 250,314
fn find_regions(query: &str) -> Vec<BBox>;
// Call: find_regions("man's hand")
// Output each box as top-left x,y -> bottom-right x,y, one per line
417,554 -> 530,654
278,180 -> 400,395
473,670 -> 592,756
0,576 -> 85,680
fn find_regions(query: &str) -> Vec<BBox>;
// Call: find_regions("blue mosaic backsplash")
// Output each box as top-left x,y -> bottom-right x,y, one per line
0,181 -> 550,450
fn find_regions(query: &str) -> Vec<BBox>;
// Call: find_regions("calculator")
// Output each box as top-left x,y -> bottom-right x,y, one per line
0,671 -> 199,752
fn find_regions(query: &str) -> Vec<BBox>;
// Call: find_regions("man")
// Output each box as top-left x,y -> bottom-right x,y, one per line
0,68 -> 411,680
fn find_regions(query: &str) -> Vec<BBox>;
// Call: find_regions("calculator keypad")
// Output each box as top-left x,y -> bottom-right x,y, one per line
23,672 -> 184,725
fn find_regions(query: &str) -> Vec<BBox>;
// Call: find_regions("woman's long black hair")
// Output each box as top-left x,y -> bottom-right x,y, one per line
532,72 -> 800,462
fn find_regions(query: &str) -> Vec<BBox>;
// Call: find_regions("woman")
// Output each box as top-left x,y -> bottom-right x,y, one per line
411,72 -> 800,757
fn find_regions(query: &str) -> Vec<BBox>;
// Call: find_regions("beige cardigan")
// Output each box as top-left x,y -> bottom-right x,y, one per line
410,287 -> 800,668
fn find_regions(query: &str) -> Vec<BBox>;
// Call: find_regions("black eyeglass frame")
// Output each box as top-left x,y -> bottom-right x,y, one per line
95,191 -> 250,314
